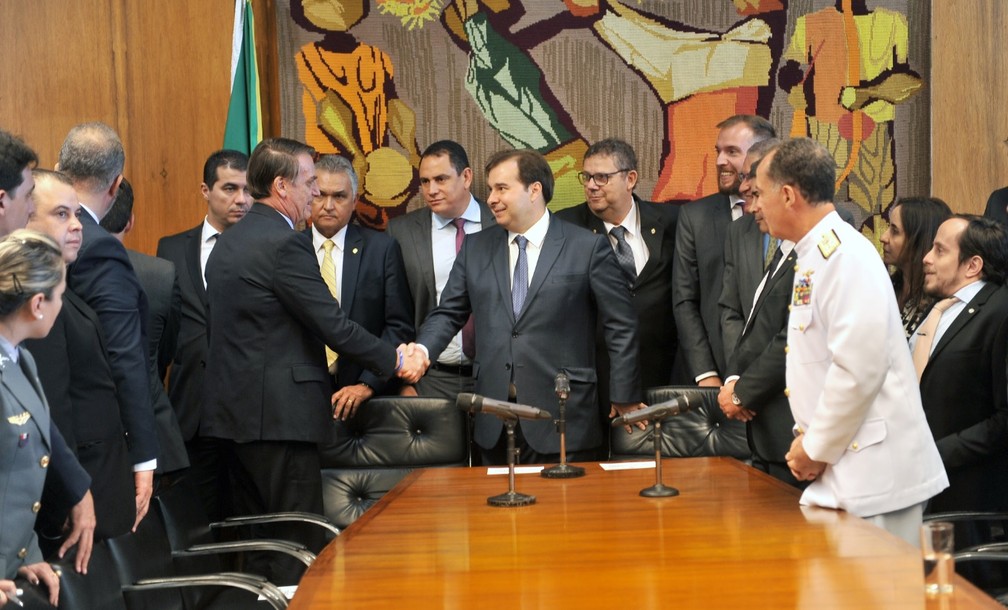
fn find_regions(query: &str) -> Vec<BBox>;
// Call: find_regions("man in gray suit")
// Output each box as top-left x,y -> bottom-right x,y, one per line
412,149 -> 644,465
387,140 -> 495,400
672,115 -> 776,387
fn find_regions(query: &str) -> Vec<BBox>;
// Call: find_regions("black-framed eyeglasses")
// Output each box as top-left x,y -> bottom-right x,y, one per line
576,169 -> 631,186
739,171 -> 754,182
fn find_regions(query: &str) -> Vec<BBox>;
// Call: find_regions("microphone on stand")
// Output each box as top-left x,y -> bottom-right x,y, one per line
611,396 -> 691,428
457,393 -> 553,420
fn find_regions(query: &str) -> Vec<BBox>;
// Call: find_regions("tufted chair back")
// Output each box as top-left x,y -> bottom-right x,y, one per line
319,397 -> 469,529
609,386 -> 749,460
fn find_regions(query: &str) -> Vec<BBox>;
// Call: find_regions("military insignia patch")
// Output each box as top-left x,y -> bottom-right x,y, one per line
793,270 -> 814,306
818,229 -> 841,259
7,412 -> 30,426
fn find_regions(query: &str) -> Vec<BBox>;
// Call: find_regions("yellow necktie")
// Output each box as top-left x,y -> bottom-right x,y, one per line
911,296 -> 958,380
320,239 -> 339,371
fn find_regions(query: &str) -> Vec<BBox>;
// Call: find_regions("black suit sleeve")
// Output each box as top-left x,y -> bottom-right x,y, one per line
69,236 -> 158,465
273,232 -> 397,377
46,421 -> 90,509
158,269 -> 182,380
719,230 -> 745,361
591,237 -> 642,403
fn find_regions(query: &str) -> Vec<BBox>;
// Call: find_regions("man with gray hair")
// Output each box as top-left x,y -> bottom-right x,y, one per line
308,154 -> 413,418
58,122 -> 159,533
750,137 -> 947,543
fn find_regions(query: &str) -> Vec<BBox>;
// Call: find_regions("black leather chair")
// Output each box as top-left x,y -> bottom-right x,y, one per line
925,511 -> 1008,601
105,505 -> 289,610
319,397 -> 469,529
609,386 -> 749,460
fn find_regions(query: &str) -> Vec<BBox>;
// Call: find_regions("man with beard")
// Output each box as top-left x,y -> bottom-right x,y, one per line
672,115 -> 775,387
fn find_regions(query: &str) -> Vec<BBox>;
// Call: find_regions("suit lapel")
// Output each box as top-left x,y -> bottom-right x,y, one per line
520,217 -> 563,321
743,250 -> 796,338
928,283 -> 995,363
491,229 -> 515,323
410,209 -> 437,308
636,201 -> 664,284
184,226 -> 209,310
0,349 -> 48,441
341,225 -> 363,311
740,220 -> 763,288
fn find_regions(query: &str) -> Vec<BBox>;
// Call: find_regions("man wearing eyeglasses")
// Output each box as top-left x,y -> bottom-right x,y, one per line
672,115 -> 776,388
556,139 -> 678,443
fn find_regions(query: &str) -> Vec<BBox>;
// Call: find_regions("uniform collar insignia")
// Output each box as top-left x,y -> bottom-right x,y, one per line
7,412 -> 30,426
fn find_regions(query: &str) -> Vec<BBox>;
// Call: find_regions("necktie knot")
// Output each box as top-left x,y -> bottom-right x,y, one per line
934,296 -> 959,312
322,239 -> 335,254
515,235 -> 528,250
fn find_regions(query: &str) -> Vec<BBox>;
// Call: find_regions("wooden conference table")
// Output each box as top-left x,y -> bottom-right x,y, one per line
290,458 -> 1000,609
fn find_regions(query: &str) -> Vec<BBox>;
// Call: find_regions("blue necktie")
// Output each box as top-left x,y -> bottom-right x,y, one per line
512,235 -> 528,317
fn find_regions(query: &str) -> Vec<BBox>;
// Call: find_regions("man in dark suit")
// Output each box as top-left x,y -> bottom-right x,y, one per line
555,138 -> 677,457
203,138 -> 422,581
714,140 -> 801,485
0,132 -> 92,578
100,178 -> 188,476
25,170 -> 135,549
916,215 -> 1008,512
58,122 -> 158,533
672,115 -> 776,387
413,149 -> 644,465
156,149 -> 250,520
983,186 -> 1008,226
307,154 -> 413,418
387,140 -> 495,400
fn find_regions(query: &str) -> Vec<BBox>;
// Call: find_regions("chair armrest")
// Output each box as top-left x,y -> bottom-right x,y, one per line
925,512 -> 1008,523
213,512 -> 341,537
179,540 -> 316,567
126,573 -> 289,609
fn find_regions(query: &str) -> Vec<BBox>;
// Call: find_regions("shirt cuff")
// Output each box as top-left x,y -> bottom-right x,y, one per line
724,375 -> 740,384
133,459 -> 157,472
695,371 -> 719,383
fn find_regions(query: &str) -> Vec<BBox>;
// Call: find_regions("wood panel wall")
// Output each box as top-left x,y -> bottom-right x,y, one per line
931,1 -> 1008,214
0,0 -> 278,255
0,1 -> 1001,251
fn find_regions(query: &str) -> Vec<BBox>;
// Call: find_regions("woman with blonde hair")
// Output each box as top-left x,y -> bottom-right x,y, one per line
0,229 -> 78,608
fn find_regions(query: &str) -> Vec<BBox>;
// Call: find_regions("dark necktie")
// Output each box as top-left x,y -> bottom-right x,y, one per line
452,218 -> 476,358
512,235 -> 528,317
609,226 -> 637,285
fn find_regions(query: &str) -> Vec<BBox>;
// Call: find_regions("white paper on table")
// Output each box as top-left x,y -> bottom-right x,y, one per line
486,465 -> 545,475
599,460 -> 656,471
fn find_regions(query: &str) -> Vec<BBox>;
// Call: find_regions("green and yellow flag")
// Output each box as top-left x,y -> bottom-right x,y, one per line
223,0 -> 262,154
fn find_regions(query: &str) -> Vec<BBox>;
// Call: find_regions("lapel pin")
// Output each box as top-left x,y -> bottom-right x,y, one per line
968,308 -> 975,314
651,228 -> 656,235
352,247 -> 359,254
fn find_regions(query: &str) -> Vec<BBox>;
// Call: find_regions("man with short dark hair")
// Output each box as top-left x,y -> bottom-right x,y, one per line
308,154 -> 413,418
156,149 -> 250,521
915,214 -> 1008,512
555,139 -> 677,455
203,137 -> 422,582
387,140 -> 495,399
59,122 -> 158,533
673,115 -> 775,387
752,137 -> 947,544
412,148 -> 644,465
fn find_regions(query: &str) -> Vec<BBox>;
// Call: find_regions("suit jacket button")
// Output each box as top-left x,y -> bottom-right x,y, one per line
505,363 -> 512,370
18,547 -> 27,559
512,332 -> 519,338
40,455 -> 50,468
32,501 -> 41,513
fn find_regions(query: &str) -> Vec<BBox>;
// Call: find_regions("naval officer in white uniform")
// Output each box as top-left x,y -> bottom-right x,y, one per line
749,137 -> 948,545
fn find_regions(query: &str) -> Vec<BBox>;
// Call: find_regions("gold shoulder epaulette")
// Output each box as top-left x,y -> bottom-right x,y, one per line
817,229 -> 841,259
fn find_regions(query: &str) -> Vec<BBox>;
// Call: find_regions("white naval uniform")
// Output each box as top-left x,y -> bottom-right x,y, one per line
786,211 -> 948,518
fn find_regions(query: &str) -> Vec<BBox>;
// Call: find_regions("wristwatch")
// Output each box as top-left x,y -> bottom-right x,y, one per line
731,392 -> 742,406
